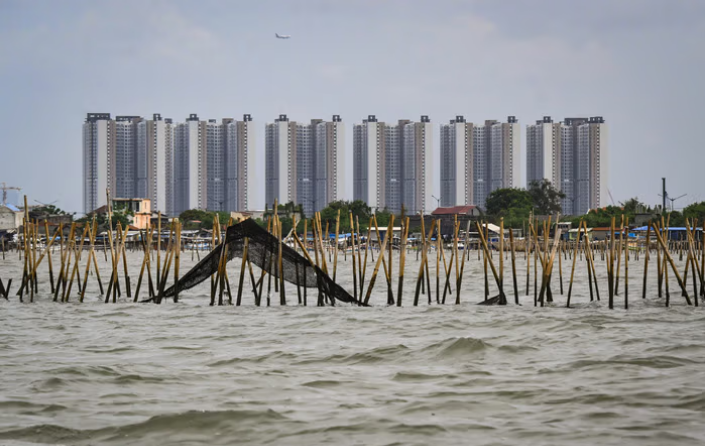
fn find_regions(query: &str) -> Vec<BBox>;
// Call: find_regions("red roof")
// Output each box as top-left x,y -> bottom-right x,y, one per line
431,206 -> 477,215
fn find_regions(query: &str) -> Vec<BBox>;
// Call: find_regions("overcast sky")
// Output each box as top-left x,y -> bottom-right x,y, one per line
1,0 -> 704,214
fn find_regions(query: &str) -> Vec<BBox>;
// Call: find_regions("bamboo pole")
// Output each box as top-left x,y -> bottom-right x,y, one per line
413,218 -> 435,306
349,212 -> 358,304
457,220 -> 472,297
277,214 -> 286,305
363,216 -> 394,306
44,221 -> 55,293
134,227 -> 149,302
63,223 -> 89,302
498,218 -> 504,304
174,219 -> 181,303
509,227 -> 518,305
475,221 -> 506,305
652,222 -> 691,305
237,237 -> 248,306
356,216 -> 363,293
615,215 -> 624,296
156,211 -> 162,286
333,210 -> 340,281
397,217 -> 409,306
624,216 -> 629,308
566,220 -> 584,307
642,225 -> 651,299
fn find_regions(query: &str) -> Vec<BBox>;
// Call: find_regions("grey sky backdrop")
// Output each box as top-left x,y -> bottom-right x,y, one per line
1,0 -> 704,214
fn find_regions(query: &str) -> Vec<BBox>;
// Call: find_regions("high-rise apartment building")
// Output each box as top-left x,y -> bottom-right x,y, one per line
173,114 -> 206,215
526,116 -> 560,187
83,113 -> 113,214
526,116 -> 608,215
440,116 -> 473,207
353,115 -> 434,214
265,115 -> 343,216
137,114 -> 173,214
172,114 -> 256,215
439,116 -> 520,209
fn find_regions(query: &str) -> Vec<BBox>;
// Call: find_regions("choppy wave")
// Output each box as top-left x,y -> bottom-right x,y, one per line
1,252 -> 705,445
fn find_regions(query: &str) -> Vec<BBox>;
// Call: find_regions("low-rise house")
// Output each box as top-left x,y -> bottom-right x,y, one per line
0,204 -> 23,230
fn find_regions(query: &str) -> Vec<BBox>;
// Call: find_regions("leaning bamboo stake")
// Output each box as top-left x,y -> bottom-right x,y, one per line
174,219 -> 181,303
475,221 -> 506,305
652,221 -> 691,305
371,214 -> 392,303
558,238 -> 564,295
134,227 -> 150,302
63,223 -> 89,302
509,227 -> 519,305
436,223 -> 441,304
44,221 -> 55,293
363,216 -> 394,306
566,220 -> 584,307
453,216 -> 461,305
121,224 -> 132,299
396,217 -> 409,306
349,212 -> 358,304
538,227 -> 562,307
156,211 -> 162,286
356,216 -> 363,293
457,220 -> 472,296
615,215 -> 624,296
386,214 -> 394,306
440,226 -> 453,304
277,215 -> 286,305
413,218 -> 435,306
333,210 -> 341,281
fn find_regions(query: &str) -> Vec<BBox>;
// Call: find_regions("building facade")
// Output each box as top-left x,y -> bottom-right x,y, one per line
137,114 -> 173,215
440,116 -> 473,207
353,115 -> 434,214
83,113 -> 112,214
84,112 -> 254,217
265,115 -> 343,216
173,114 -> 206,215
439,116 -> 520,210
526,116 -> 608,215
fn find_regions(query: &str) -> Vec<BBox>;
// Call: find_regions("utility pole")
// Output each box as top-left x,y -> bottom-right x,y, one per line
662,177 -> 667,214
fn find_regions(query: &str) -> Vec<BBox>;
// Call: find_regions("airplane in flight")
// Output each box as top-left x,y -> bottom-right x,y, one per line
275,33 -> 291,39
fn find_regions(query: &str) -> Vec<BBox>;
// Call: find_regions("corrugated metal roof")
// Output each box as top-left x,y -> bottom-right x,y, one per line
1,204 -> 21,212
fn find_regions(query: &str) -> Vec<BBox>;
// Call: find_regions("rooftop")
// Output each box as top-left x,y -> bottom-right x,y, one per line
431,206 -> 477,216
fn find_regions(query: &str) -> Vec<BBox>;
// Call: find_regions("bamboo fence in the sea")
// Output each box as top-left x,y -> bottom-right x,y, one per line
2,193 -> 703,310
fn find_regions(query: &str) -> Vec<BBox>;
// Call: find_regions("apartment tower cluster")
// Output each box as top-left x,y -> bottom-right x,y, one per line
82,113 -> 255,216
525,116 -> 608,215
439,116 -> 521,209
265,115 -> 344,216
83,113 -> 608,217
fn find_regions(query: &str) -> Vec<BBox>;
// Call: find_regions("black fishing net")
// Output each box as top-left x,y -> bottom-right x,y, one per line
161,219 -> 363,305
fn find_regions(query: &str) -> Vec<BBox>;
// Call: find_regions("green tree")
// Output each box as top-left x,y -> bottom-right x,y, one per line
76,210 -> 130,230
318,200 -> 372,231
484,188 -> 534,228
374,208 -> 393,228
485,188 -> 533,216
620,197 -> 651,215
683,201 -> 705,222
528,179 -> 566,215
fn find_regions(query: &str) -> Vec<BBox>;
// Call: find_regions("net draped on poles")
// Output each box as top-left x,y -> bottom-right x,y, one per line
161,219 -> 363,305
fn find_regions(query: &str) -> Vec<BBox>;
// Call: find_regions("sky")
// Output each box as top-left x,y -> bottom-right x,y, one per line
1,0 -> 704,214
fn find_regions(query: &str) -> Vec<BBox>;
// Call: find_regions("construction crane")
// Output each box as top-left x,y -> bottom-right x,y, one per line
1,182 -> 21,206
